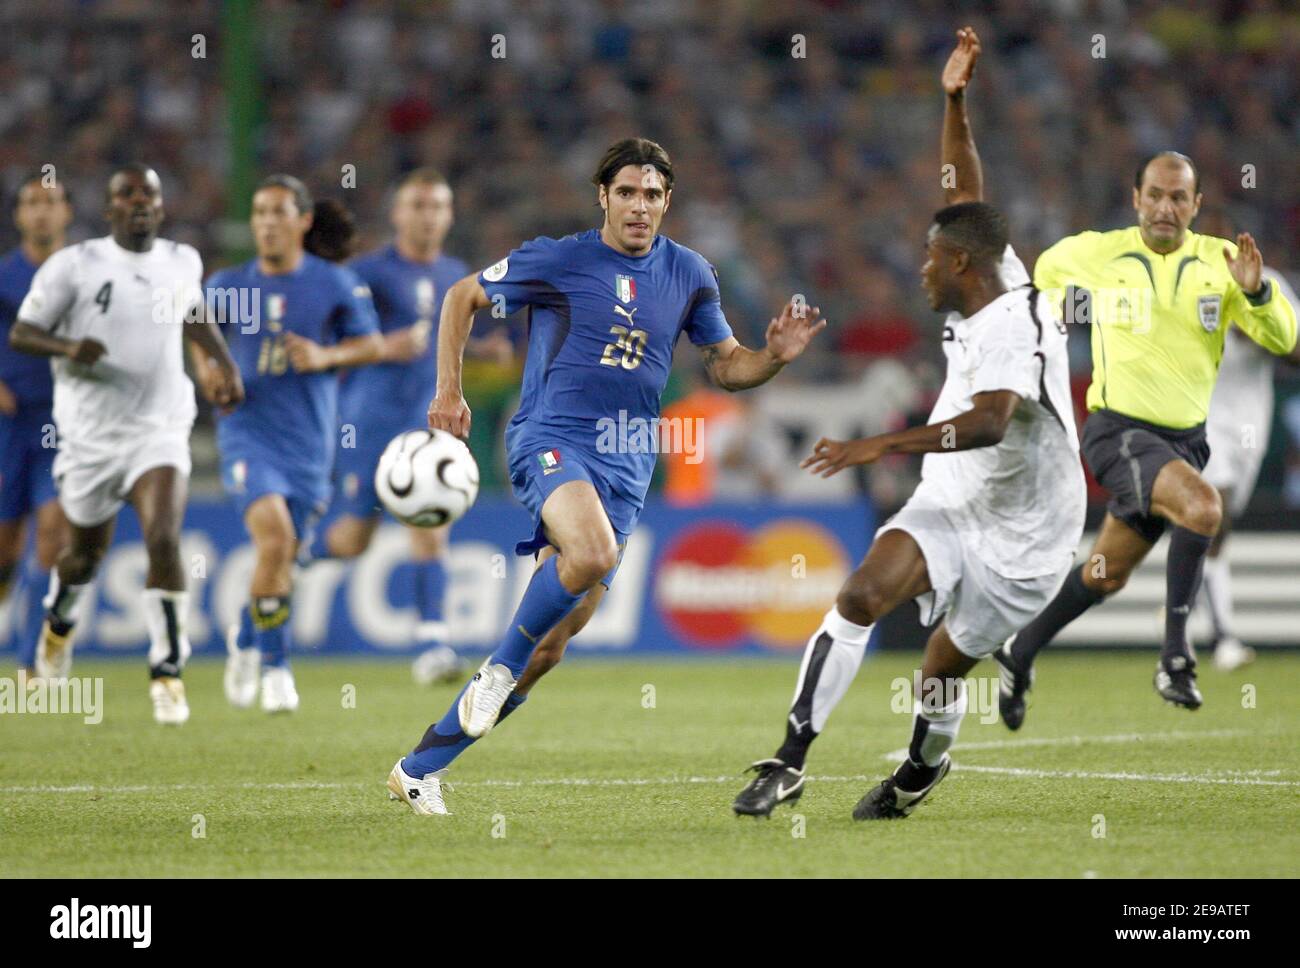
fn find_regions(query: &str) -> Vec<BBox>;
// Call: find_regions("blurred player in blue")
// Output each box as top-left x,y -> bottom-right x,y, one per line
1,174 -> 71,677
198,176 -> 381,713
310,168 -> 510,686
387,138 -> 826,813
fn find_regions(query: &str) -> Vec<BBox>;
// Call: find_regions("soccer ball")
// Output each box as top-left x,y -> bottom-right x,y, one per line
374,429 -> 480,527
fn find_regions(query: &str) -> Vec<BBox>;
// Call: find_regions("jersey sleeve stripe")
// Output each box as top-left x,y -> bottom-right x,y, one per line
1027,288 -> 1068,434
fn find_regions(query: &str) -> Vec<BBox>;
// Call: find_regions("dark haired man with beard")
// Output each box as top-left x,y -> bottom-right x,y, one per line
387,137 -> 825,814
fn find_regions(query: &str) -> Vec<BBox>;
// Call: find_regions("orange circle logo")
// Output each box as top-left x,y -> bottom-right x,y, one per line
655,519 -> 852,649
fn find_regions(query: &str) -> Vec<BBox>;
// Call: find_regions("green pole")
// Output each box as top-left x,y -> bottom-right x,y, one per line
222,0 -> 257,262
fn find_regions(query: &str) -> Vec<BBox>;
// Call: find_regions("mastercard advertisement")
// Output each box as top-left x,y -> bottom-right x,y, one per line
35,497 -> 875,657
654,518 -> 865,650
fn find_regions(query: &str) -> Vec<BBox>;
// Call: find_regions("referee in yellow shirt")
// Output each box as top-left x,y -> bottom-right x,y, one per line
996,151 -> 1297,719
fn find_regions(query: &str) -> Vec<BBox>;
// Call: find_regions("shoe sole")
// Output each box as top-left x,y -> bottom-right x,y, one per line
386,769 -> 407,806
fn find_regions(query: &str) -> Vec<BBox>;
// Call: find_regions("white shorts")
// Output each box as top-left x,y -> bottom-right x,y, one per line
1203,425 -> 1265,517
54,426 -> 192,528
877,500 -> 1073,659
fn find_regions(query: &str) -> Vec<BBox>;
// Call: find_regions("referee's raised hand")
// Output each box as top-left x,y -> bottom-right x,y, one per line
1224,232 -> 1264,295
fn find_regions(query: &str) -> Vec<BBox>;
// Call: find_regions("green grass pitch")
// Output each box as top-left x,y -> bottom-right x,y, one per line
3,652 -> 1297,878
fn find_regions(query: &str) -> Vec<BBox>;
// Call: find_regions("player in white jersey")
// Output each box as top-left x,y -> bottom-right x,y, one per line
734,28 -> 1086,819
1200,267 -> 1300,669
9,164 -> 242,723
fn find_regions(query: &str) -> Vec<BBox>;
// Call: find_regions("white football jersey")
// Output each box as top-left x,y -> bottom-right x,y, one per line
944,245 -> 1030,325
1206,267 -> 1295,454
919,285 -> 1085,579
18,236 -> 201,453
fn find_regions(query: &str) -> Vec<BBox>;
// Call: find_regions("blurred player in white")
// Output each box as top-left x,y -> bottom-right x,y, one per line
9,164 -> 242,723
1200,261 -> 1300,669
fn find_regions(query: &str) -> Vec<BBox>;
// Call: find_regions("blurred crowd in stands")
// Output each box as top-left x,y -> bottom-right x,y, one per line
2,0 -> 1298,506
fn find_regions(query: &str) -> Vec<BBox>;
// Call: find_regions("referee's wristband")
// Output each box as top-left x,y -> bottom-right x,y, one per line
1245,279 -> 1272,305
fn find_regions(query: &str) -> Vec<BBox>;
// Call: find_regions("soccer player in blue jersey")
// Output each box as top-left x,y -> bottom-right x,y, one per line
387,138 -> 826,813
0,174 -> 71,677
200,176 -> 381,713
311,168 -> 509,685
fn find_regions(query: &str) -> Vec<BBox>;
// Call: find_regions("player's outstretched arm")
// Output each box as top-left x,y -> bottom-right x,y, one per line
941,26 -> 984,205
430,273 -> 493,439
8,320 -> 106,365
700,300 -> 826,391
802,389 -> 1019,477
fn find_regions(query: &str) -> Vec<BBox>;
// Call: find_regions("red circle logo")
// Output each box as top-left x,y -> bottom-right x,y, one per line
655,519 -> 851,650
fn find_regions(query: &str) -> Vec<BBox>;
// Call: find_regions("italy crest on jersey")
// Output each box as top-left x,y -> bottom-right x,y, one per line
537,448 -> 562,475
616,274 -> 636,304
1198,294 -> 1221,333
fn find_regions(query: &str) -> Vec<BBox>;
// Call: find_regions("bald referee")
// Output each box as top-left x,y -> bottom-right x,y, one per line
995,151 -> 1297,720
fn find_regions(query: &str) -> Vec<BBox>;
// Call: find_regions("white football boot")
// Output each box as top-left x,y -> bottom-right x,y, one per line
35,619 -> 74,681
223,624 -> 260,708
261,665 -> 300,714
457,659 -> 516,738
386,759 -> 452,815
1212,636 -> 1256,672
412,645 -> 467,686
150,678 -> 190,726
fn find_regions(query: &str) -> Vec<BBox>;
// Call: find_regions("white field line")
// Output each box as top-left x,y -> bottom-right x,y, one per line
881,727 -> 1251,760
950,765 -> 1298,786
2,730 -> 1296,793
4,769 -> 1298,795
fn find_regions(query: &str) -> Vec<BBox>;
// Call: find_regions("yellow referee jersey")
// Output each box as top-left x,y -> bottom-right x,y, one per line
1034,225 -> 1297,429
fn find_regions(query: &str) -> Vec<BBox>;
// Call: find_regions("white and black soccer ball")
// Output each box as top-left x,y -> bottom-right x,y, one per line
374,429 -> 480,527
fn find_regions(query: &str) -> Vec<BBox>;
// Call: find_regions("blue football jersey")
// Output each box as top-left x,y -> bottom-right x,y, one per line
342,245 -> 469,420
480,229 -> 733,510
0,248 -> 51,407
207,253 -> 379,479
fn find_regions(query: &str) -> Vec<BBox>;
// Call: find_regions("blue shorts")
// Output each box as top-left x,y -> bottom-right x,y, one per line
507,442 -> 635,588
220,451 -> 328,546
332,405 -> 426,520
0,408 -> 58,522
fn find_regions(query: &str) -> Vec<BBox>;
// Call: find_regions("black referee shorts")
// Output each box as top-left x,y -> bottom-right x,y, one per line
1080,409 -> 1211,544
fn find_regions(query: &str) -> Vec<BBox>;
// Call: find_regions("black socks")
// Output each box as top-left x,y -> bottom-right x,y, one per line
1164,527 -> 1213,663
1010,564 -> 1104,668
